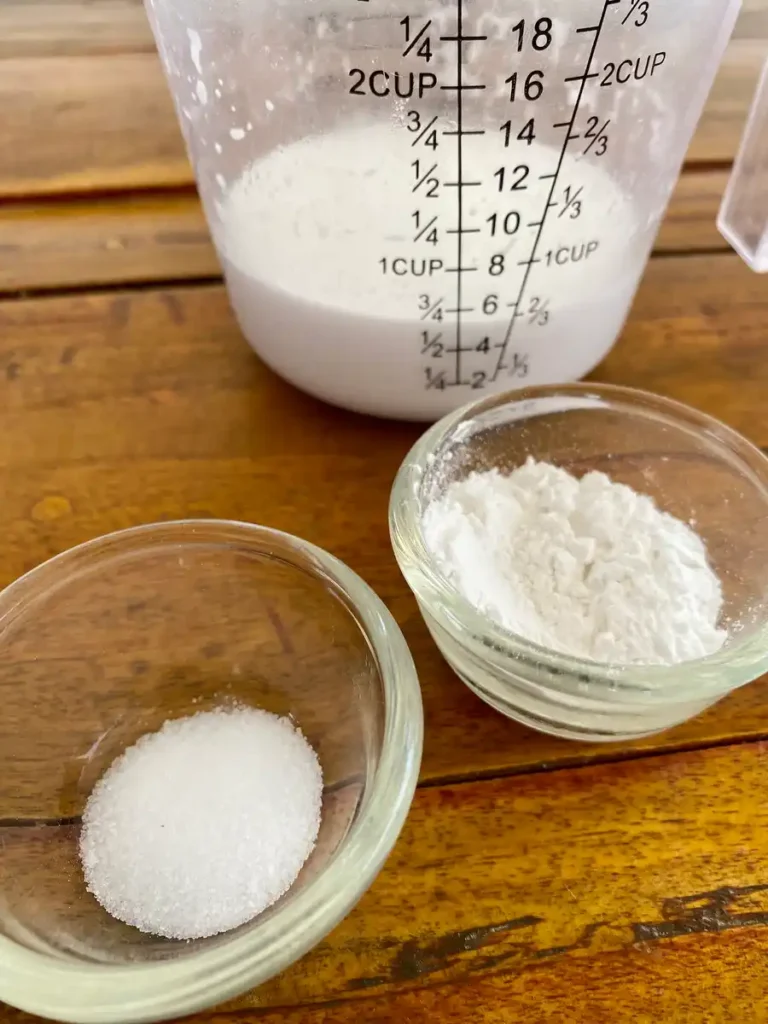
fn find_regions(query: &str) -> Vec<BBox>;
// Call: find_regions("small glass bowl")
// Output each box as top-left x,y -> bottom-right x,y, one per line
390,383 -> 768,743
0,520 -> 423,1023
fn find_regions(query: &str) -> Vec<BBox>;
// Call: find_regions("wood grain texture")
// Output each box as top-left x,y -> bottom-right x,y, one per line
0,192 -> 220,293
3,742 -> 768,1023
690,2 -> 766,163
0,252 -> 765,790
225,741 -> 768,1014
0,53 -> 187,197
655,168 -> 731,253
0,1 -> 153,58
0,169 -> 731,294
0,2 -> 763,197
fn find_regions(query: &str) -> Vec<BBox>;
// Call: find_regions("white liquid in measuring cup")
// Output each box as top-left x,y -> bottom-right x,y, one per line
217,121 -> 643,420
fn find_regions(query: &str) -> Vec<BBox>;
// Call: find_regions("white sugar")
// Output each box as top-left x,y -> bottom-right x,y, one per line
79,706 -> 323,940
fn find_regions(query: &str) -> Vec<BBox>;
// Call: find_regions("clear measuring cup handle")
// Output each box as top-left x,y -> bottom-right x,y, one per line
718,56 -> 768,271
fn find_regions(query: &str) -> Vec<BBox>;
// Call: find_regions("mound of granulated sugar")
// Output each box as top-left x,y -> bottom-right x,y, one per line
79,706 -> 323,940
423,458 -> 727,666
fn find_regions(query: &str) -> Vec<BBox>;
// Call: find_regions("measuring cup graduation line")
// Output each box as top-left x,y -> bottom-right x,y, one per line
491,0 -> 618,383
452,0 -> 467,385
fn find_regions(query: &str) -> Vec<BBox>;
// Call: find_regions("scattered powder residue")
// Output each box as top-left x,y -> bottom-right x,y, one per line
422,458 -> 727,665
187,28 -> 203,74
230,127 -> 246,140
79,706 -> 323,940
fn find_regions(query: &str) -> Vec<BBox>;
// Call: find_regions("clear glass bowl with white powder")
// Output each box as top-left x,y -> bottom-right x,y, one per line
0,521 -> 422,1023
390,383 -> 768,742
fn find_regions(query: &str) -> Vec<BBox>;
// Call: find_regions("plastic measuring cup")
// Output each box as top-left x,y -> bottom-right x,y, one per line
719,56 -> 768,272
145,0 -> 741,421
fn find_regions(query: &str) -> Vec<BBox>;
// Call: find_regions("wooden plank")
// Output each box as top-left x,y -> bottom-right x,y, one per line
3,742 -> 768,1023
0,53 -> 187,197
0,192 -> 220,293
0,2 -> 763,198
691,35 -> 764,164
225,742 -> 768,1013
0,253 -> 766,793
685,0 -> 768,163
223,932 -> 768,1024
0,169 -> 730,294
0,1 -> 153,58
655,168 -> 730,253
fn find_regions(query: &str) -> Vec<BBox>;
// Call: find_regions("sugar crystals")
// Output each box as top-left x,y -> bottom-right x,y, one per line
79,706 -> 323,940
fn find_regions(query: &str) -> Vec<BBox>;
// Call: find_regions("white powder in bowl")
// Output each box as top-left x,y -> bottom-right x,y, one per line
422,458 -> 727,666
79,706 -> 323,940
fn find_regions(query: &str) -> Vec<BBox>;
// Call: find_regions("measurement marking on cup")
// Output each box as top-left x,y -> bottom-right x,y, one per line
420,296 -> 444,320
414,216 -> 438,241
559,185 -> 584,217
412,162 -> 438,193
401,19 -> 432,58
439,33 -> 488,41
583,118 -> 610,155
440,83 -> 486,91
492,0 -> 613,381
453,0 -> 466,384
420,331 -> 443,354
411,115 -> 438,147
622,0 -> 650,26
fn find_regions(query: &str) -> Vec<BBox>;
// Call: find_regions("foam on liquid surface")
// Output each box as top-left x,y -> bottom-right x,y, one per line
216,121 -> 642,418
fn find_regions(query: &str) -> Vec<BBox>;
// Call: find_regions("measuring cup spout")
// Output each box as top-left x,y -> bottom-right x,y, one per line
719,57 -> 768,272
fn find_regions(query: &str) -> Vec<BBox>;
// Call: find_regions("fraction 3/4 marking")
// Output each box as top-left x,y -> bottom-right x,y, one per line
410,115 -> 439,147
419,295 -> 445,321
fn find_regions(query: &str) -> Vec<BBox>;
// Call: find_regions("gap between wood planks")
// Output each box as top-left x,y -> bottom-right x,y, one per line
0,274 -> 225,302
7,727 -> 768,829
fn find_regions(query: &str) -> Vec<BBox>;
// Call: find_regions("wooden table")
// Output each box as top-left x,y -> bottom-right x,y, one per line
2,2 -> 768,1022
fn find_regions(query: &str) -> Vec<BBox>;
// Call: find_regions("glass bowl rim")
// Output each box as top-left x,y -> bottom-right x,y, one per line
0,519 -> 424,1023
389,382 -> 768,698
